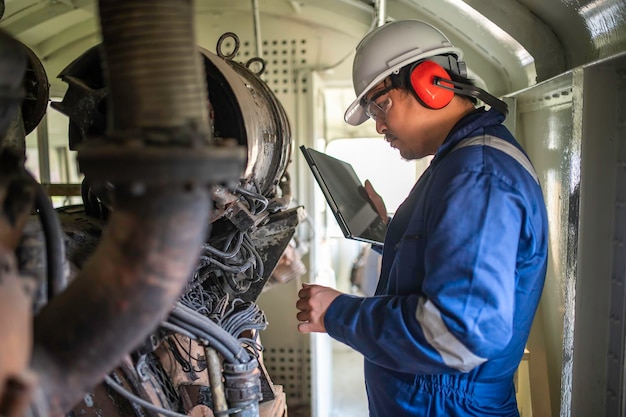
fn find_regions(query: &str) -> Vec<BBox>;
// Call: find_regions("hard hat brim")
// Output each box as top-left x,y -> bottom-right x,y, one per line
343,45 -> 463,126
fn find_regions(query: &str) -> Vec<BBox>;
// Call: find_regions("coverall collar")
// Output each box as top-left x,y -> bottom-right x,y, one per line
433,107 -> 506,163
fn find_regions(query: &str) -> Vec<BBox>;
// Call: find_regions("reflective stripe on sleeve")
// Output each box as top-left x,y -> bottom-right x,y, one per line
416,297 -> 487,372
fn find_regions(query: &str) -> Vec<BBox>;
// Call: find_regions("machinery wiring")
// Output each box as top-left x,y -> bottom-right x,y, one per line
193,229 -> 265,295
143,352 -> 184,412
104,375 -> 188,417
233,183 -> 269,215
166,339 -> 196,373
181,278 -> 268,342
104,374 -> 254,417
166,336 -> 207,374
0,3 -> 305,413
159,321 -> 197,341
169,303 -> 251,363
198,254 -> 254,275
216,298 -> 267,357
202,230 -> 245,259
220,299 -> 267,334
1,13 -> 303,415
242,234 -> 264,281
179,283 -> 221,317
166,315 -> 238,364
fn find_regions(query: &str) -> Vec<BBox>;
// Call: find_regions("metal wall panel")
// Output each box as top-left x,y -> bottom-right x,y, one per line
514,71 -> 578,417
512,52 -> 626,417
579,54 -> 626,417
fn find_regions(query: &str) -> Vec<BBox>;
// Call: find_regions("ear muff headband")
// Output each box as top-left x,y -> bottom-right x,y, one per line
409,60 -> 454,109
409,59 -> 509,115
433,77 -> 509,115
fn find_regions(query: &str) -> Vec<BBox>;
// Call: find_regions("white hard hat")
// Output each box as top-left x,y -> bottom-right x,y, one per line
344,20 -> 464,126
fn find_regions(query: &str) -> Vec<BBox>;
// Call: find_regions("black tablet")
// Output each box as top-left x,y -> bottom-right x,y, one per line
300,145 -> 386,246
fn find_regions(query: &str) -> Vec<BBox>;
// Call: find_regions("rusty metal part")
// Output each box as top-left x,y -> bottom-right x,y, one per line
71,375 -> 139,417
77,141 -> 246,185
201,43 -> 292,197
32,186 -> 212,417
0,31 -> 39,417
0,372 -> 37,417
156,335 -> 208,389
20,40 -> 49,136
189,404 -> 215,417
223,359 -> 261,417
29,0 -> 241,415
15,216 -> 48,313
77,0 -> 246,187
49,67 -> 107,151
57,199 -> 289,416
224,199 -> 269,233
51,35 -> 292,199
71,356 -> 163,417
0,156 -> 37,251
0,249 -> 35,416
179,386 -> 211,414
241,206 -> 306,302
98,0 -> 210,142
0,29 -> 26,155
2,107 -> 26,165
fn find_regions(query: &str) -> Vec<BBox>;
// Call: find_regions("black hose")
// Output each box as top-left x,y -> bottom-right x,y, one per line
170,303 -> 250,364
33,178 -> 67,299
165,316 -> 235,363
203,231 -> 244,259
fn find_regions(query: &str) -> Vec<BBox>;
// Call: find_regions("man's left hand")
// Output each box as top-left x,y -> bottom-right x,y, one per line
296,284 -> 342,334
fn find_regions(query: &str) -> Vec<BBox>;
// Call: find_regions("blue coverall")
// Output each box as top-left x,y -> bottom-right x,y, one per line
324,108 -> 549,416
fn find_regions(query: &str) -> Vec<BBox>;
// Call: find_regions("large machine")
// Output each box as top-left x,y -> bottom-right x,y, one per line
0,1 -> 301,416
3,1 -> 626,416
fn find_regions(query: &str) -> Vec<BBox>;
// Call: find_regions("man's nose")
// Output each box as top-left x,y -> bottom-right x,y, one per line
375,118 -> 387,134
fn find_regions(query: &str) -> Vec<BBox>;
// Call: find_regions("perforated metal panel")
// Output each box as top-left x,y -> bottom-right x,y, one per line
217,36 -> 312,97
264,346 -> 311,405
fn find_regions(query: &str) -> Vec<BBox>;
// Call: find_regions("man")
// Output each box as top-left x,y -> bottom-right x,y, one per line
296,19 -> 549,416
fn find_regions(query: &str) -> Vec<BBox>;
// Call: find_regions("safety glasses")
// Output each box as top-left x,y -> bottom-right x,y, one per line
362,86 -> 394,121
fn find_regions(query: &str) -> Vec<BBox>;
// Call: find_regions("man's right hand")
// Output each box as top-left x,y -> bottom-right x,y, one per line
363,179 -> 389,224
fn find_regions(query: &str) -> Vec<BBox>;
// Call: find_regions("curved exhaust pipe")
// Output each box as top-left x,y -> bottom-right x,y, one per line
29,1 -> 244,416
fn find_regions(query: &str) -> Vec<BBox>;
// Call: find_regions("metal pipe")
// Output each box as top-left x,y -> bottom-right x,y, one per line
252,0 -> 263,59
29,0 -> 217,415
32,186 -> 211,417
99,0 -> 211,142
375,0 -> 387,27
205,347 -> 228,414
35,115 -> 50,185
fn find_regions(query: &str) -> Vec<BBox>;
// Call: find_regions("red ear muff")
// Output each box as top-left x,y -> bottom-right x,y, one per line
409,60 -> 455,109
